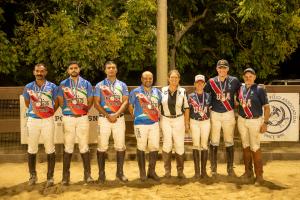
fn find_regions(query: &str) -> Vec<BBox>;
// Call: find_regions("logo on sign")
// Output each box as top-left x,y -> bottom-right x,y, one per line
265,94 -> 297,139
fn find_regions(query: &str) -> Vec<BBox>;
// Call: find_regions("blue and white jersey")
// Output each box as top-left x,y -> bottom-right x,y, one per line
58,76 -> 93,116
188,92 -> 211,120
129,86 -> 162,125
94,78 -> 129,114
23,81 -> 58,119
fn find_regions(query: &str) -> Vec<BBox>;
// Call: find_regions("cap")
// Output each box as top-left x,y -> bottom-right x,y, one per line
217,59 -> 229,68
195,74 -> 205,82
243,68 -> 256,75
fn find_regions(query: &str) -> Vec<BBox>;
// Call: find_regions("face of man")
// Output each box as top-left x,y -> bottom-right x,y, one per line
67,64 -> 80,77
105,63 -> 117,78
243,72 -> 256,85
33,65 -> 47,81
216,66 -> 229,78
141,72 -> 153,88
194,80 -> 205,90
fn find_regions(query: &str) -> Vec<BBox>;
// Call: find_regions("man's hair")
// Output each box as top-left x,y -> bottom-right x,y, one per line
104,60 -> 117,68
68,61 -> 80,68
34,63 -> 47,71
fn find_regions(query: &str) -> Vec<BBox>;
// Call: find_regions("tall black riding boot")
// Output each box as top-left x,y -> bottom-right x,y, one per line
201,150 -> 209,178
62,152 -> 72,185
81,152 -> 94,183
46,153 -> 55,187
147,151 -> 160,181
28,153 -> 37,185
116,151 -> 128,182
226,146 -> 237,177
192,149 -> 200,178
97,151 -> 106,183
137,149 -> 147,181
210,144 -> 218,178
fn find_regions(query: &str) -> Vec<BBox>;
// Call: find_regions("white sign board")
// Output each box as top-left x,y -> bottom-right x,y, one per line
261,93 -> 299,141
20,96 -> 99,144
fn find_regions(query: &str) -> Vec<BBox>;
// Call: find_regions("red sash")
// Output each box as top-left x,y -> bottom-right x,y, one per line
209,79 -> 233,111
189,97 -> 208,120
238,87 -> 253,118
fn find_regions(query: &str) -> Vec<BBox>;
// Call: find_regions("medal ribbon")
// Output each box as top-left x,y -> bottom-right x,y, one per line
194,92 -> 208,119
209,79 -> 233,111
69,77 -> 79,99
34,81 -> 47,102
238,85 -> 253,118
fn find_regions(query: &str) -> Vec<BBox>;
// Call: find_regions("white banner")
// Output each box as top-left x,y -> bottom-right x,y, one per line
20,96 -> 99,144
261,93 -> 299,141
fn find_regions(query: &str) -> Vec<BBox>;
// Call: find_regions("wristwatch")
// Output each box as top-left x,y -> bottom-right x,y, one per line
263,121 -> 269,125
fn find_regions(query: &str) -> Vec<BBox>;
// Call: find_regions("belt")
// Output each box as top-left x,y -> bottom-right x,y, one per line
163,114 -> 183,118
65,114 -> 87,118
99,113 -> 124,118
191,117 -> 209,121
241,116 -> 261,119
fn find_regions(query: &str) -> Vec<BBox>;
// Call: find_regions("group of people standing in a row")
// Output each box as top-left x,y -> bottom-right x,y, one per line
23,59 -> 270,188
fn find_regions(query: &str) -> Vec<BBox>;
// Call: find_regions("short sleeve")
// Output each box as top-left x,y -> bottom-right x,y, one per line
129,90 -> 136,105
258,87 -> 269,106
183,90 -> 189,109
122,83 -> 129,96
52,84 -> 58,100
22,86 -> 30,100
57,83 -> 64,97
86,81 -> 93,97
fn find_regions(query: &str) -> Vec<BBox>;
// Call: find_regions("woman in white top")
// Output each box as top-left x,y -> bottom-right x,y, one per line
160,70 -> 190,178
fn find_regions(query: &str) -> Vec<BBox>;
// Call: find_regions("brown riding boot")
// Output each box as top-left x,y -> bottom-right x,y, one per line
162,151 -> 172,178
252,149 -> 264,184
175,153 -> 186,179
226,146 -> 237,177
240,147 -> 254,180
147,151 -> 160,181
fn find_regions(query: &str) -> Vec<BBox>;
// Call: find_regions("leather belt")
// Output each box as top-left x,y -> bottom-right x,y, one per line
191,117 -> 209,121
99,113 -> 124,118
241,116 -> 261,119
163,114 -> 183,118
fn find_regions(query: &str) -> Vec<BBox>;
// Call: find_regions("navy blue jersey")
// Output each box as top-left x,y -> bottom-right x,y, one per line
205,75 -> 240,113
188,92 -> 211,120
237,84 -> 269,118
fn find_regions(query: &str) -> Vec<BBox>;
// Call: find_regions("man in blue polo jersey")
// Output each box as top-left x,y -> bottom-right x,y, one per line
23,63 -> 58,187
58,61 -> 94,185
205,59 -> 240,178
237,68 -> 270,184
94,61 -> 129,182
129,71 -> 162,181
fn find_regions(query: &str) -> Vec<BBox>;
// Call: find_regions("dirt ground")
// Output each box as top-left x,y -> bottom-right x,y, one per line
0,160 -> 299,200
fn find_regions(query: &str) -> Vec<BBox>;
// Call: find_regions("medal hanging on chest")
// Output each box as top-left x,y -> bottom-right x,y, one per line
240,85 -> 251,108
218,77 -> 227,102
145,89 -> 153,110
34,81 -> 46,106
70,78 -> 79,104
195,93 -> 205,117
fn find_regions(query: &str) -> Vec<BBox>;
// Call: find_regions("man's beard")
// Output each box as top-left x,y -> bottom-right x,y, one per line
70,72 -> 79,77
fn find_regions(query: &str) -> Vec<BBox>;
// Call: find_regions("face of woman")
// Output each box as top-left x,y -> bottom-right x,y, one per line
243,72 -> 256,85
168,72 -> 180,87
